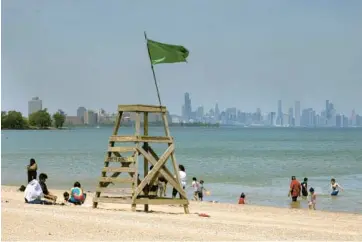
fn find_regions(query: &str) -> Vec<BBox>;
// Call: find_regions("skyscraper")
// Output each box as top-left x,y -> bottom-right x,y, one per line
28,97 -> 42,116
277,100 -> 283,125
77,107 -> 87,124
215,102 -> 220,121
183,92 -> 192,121
295,101 -> 301,126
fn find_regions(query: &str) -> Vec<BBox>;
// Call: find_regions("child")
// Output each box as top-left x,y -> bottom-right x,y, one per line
191,177 -> 200,201
69,181 -> 87,205
308,187 -> 316,210
330,178 -> 344,196
301,177 -> 309,197
197,180 -> 208,201
238,193 -> 246,204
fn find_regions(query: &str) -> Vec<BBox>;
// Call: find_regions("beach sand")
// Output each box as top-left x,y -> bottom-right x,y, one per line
1,185 -> 362,241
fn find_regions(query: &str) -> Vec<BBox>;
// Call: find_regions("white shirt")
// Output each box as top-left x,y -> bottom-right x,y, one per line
24,179 -> 44,202
192,181 -> 200,192
179,171 -> 187,187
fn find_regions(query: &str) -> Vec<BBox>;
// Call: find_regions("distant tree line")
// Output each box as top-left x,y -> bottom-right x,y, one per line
1,109 -> 66,130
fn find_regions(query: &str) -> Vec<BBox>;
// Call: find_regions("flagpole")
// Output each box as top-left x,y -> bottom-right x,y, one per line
144,31 -> 162,107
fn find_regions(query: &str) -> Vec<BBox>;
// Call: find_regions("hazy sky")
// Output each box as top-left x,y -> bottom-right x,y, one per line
2,0 -> 362,116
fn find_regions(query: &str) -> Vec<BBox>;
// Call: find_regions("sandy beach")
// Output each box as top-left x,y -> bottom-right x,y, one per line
1,185 -> 362,241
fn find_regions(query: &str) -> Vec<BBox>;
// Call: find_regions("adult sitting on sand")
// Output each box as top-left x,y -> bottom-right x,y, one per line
68,181 -> 86,205
27,158 -> 38,183
39,173 -> 58,202
24,178 -> 52,205
172,164 -> 187,198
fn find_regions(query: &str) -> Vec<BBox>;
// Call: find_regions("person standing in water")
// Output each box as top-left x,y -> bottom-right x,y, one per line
301,177 -> 309,197
288,176 -> 301,202
330,178 -> 344,196
172,165 -> 187,198
308,187 -> 317,210
27,158 -> 38,183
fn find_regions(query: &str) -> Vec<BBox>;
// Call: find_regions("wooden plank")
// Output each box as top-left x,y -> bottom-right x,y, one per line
99,177 -> 134,183
105,156 -> 135,163
108,147 -> 136,153
109,135 -> 173,143
143,112 -> 149,212
113,111 -> 123,135
95,187 -> 133,194
138,145 -> 188,199
93,196 -> 132,204
101,167 -> 136,173
132,112 -> 141,211
135,198 -> 189,205
118,104 -> 166,113
133,145 -> 174,198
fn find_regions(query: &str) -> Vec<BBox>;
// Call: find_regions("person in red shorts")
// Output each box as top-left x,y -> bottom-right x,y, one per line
288,176 -> 301,202
238,192 -> 246,204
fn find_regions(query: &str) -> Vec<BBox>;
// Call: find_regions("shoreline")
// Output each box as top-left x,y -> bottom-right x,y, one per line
3,181 -> 361,215
2,185 -> 362,240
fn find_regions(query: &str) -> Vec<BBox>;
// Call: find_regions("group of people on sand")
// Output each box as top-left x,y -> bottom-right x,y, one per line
289,176 -> 344,210
23,158 -> 87,206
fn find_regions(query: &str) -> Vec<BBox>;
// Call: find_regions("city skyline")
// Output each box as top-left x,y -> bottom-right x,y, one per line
2,1 -> 362,115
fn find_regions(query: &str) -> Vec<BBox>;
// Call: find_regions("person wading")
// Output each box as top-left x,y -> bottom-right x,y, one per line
288,176 -> 301,202
27,158 -> 38,183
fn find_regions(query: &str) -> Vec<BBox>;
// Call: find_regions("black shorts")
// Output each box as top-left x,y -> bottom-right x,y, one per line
197,192 -> 203,199
292,196 -> 298,202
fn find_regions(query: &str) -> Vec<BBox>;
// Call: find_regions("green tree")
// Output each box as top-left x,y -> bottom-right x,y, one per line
1,110 -> 27,129
29,109 -> 52,128
52,112 -> 66,128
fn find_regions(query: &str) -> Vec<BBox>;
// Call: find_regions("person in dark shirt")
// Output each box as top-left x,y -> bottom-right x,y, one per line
301,177 -> 309,197
27,158 -> 38,183
39,173 -> 57,202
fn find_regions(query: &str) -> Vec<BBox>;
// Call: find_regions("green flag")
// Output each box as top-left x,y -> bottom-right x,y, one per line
147,39 -> 189,65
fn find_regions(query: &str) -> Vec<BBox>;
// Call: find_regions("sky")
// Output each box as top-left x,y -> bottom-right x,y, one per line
1,0 -> 362,116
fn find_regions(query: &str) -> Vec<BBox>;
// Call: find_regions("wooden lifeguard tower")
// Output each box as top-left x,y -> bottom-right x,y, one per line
93,104 -> 189,214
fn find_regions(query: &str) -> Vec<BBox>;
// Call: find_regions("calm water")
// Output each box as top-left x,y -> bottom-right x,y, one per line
2,127 -> 362,213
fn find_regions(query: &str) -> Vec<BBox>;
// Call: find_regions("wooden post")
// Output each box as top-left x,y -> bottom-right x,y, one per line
132,112 -> 141,212
143,112 -> 149,212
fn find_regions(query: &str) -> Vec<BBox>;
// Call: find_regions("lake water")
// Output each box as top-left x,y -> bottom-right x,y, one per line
1,127 -> 362,213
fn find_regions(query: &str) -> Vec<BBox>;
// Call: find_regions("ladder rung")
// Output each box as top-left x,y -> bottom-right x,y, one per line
99,177 -> 134,183
108,147 -> 136,153
101,167 -> 136,173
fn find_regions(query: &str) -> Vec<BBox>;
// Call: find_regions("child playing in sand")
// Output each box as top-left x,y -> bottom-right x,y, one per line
238,193 -> 246,204
191,177 -> 200,201
68,182 -> 87,205
197,180 -> 208,201
308,187 -> 316,210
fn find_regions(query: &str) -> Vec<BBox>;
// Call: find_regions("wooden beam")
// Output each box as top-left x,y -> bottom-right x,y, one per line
93,197 -> 132,204
95,187 -> 133,194
109,135 -> 173,143
99,177 -> 134,183
132,112 -> 141,211
132,145 -> 174,198
101,167 -> 136,173
133,145 -> 175,198
108,147 -> 136,153
143,112 -> 149,212
138,146 -> 187,199
118,104 -> 167,113
105,157 -> 135,163
135,198 -> 188,205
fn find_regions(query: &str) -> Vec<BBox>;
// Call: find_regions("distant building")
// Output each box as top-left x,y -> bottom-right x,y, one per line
277,100 -> 283,125
294,101 -> 301,127
28,97 -> 42,116
77,107 -> 87,124
84,110 -> 98,125
65,116 -> 82,125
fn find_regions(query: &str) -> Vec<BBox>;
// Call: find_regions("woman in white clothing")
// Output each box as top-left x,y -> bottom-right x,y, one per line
172,164 -> 187,198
